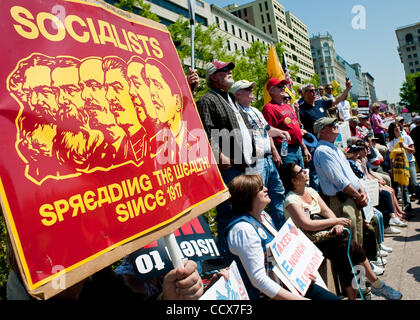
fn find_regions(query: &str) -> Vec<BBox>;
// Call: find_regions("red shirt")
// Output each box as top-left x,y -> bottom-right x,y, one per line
262,102 -> 302,147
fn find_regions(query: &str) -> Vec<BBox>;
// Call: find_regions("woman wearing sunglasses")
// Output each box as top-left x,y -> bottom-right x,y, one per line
281,162 -> 402,300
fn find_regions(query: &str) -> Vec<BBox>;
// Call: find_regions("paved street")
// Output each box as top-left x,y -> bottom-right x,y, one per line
370,202 -> 420,300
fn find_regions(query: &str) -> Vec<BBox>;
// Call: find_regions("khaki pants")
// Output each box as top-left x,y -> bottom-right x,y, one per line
373,171 -> 391,187
329,195 -> 364,245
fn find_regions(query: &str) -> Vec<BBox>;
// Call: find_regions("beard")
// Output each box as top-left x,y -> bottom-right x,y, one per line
56,104 -> 88,132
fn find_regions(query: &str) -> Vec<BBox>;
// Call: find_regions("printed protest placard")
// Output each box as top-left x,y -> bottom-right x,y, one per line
269,218 -> 324,296
200,261 -> 249,300
128,215 -> 220,281
0,0 -> 228,298
361,179 -> 379,207
335,121 -> 351,149
361,179 -> 379,223
383,116 -> 396,129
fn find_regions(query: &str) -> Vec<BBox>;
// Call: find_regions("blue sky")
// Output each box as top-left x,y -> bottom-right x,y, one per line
207,0 -> 420,104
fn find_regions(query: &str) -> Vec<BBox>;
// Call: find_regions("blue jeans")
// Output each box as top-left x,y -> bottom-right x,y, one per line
373,209 -> 384,243
256,155 -> 286,230
304,283 -> 340,300
408,161 -> 420,197
216,166 -> 246,260
277,144 -> 304,168
308,149 -> 320,192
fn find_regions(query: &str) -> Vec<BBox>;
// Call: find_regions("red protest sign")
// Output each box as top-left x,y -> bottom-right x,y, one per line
0,0 -> 227,298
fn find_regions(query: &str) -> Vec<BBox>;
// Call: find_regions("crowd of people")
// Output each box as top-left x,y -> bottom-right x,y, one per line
194,60 -> 420,300
5,58 -> 418,301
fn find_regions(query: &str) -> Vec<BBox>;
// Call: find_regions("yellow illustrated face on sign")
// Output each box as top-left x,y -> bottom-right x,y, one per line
79,58 -> 115,128
284,117 -> 292,125
144,62 -> 181,125
127,59 -> 156,120
22,65 -> 58,122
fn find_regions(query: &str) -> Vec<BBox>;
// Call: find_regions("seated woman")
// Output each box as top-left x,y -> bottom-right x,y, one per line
225,174 -> 339,300
282,162 -> 402,300
348,142 -> 407,230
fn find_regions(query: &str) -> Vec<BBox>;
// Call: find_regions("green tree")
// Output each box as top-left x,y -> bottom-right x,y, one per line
0,216 -> 7,299
303,73 -> 321,88
400,73 -> 420,112
113,0 -> 159,21
233,41 -> 271,110
168,18 -> 238,100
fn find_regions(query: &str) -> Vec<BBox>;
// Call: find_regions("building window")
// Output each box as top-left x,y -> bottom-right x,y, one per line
259,3 -> 262,11
242,46 -> 245,54
407,47 -> 411,52
245,32 -> 249,41
232,25 -> 235,36
263,26 -> 266,33
215,16 -> 219,25
267,13 -> 270,22
234,43 -> 238,51
237,10 -> 242,18
147,0 -> 208,26
414,53 -> 418,58
269,25 -> 272,33
244,8 -> 247,16
408,54 -> 412,59
227,40 -> 231,51
406,33 -> 414,44
239,28 -> 242,38
265,1 -> 268,10
411,69 -> 415,73
251,35 -> 255,42
261,15 -> 264,23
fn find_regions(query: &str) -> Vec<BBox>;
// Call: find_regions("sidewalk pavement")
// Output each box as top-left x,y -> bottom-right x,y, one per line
370,203 -> 420,300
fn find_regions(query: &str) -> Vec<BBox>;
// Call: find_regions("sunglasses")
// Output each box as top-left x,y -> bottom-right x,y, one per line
327,121 -> 338,128
215,67 -> 231,73
307,89 -> 317,93
284,96 -> 291,100
293,168 -> 305,177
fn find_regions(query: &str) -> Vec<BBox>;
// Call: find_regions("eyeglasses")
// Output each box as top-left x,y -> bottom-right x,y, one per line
307,89 -> 316,93
327,121 -> 338,128
215,67 -> 231,73
293,168 -> 305,177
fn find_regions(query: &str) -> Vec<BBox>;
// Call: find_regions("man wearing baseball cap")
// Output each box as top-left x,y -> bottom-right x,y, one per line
313,117 -> 368,245
262,77 -> 311,171
232,79 -> 290,229
196,61 -> 257,257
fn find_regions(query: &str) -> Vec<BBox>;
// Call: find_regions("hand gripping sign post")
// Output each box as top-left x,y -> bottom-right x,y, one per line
128,215 -> 220,281
0,0 -> 229,299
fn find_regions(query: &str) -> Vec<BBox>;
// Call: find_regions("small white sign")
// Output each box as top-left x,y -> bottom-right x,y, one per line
200,261 -> 249,300
268,218 -> 324,296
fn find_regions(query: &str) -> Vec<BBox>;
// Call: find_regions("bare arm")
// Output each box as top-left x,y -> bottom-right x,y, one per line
285,202 -> 349,232
333,80 -> 352,106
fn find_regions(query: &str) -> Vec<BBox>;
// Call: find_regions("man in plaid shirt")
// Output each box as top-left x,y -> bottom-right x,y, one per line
196,60 -> 257,259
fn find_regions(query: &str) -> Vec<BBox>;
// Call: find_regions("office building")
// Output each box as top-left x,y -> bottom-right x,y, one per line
396,22 -> 420,76
310,33 -> 346,89
362,72 -> 377,104
225,0 -> 315,84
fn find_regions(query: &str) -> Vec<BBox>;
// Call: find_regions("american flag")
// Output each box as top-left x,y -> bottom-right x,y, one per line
282,52 -> 293,89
